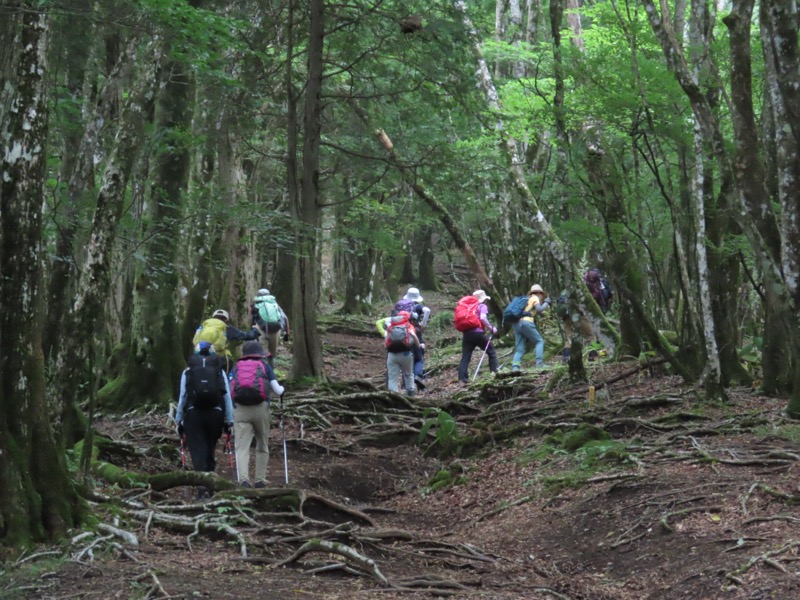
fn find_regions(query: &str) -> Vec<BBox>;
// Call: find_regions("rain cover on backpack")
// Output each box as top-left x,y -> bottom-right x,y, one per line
186,355 -> 224,409
453,296 -> 481,332
231,357 -> 268,405
255,295 -> 282,324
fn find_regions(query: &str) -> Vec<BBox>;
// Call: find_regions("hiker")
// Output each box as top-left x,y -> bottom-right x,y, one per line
229,341 -> 285,488
251,289 -> 290,368
193,308 -> 260,371
384,310 -> 420,396
455,290 -> 499,383
174,342 -> 234,499
585,268 -> 613,314
510,284 -> 552,371
556,292 -> 595,363
383,286 -> 431,387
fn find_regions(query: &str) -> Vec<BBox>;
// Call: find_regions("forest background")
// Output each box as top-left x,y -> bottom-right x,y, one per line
1,0 -> 800,549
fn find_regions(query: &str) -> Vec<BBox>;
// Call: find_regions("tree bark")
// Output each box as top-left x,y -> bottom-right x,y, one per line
55,43 -> 159,440
0,5 -> 79,544
291,0 -> 326,378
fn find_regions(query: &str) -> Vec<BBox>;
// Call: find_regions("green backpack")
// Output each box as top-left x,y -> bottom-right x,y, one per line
255,295 -> 281,324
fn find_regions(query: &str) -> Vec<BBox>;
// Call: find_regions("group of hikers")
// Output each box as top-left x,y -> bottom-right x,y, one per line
381,269 -> 613,394
173,271 -> 613,497
174,289 -> 290,498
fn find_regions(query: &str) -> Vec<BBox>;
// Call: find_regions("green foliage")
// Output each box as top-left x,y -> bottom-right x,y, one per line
418,408 -> 458,453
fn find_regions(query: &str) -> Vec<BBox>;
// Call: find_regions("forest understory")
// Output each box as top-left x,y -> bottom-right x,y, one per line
2,292 -> 800,600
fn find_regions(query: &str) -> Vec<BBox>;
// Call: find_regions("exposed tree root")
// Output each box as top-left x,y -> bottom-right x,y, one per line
271,538 -> 389,585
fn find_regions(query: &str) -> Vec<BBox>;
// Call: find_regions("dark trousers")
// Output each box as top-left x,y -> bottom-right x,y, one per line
183,407 -> 224,472
412,331 -> 425,378
458,331 -> 498,382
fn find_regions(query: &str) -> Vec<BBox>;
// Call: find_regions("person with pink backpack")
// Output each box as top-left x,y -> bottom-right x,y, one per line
229,341 -> 285,488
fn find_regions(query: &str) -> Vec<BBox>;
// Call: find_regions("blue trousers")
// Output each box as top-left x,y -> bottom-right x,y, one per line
512,320 -> 544,367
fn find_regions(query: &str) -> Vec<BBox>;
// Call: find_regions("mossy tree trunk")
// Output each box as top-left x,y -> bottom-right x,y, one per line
54,41 -> 159,442
291,0 -> 326,379
100,28 -> 198,409
0,5 -> 79,545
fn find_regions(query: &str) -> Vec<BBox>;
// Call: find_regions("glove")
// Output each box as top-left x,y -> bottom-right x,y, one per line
223,422 -> 233,435
491,327 -> 497,335
419,343 -> 425,351
177,423 -> 184,436
283,332 -> 289,342
543,297 -> 552,305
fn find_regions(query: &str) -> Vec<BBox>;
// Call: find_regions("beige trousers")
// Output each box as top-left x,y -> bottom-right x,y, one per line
234,401 -> 271,484
563,315 -> 595,348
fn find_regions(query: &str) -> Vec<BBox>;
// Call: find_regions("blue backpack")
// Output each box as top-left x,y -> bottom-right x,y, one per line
502,295 -> 530,324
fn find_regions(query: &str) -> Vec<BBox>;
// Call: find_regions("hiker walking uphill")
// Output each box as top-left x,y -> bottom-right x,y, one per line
454,290 -> 499,383
193,308 -> 260,371
384,286 -> 431,386
229,341 -> 285,488
384,310 -> 420,396
585,268 -> 614,314
251,289 -> 290,368
174,342 -> 234,499
506,284 -> 551,371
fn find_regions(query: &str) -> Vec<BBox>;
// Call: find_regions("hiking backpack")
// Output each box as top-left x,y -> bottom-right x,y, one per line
185,354 -> 224,409
231,357 -> 269,405
391,299 -> 421,324
453,296 -> 482,332
386,316 -> 413,352
255,295 -> 282,325
192,318 -> 228,355
555,294 -> 569,319
502,295 -> 530,324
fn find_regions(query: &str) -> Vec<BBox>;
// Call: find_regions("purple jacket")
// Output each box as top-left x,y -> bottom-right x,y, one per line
466,303 -> 493,333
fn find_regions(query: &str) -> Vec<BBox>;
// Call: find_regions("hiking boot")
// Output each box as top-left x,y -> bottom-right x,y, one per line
240,480 -> 252,489
511,365 -> 521,373
414,376 -> 426,390
254,480 -> 267,489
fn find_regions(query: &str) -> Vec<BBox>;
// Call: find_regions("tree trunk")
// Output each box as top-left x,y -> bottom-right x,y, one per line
0,5 -> 79,545
291,0 -> 326,378
417,228 -> 439,291
100,39 -> 196,408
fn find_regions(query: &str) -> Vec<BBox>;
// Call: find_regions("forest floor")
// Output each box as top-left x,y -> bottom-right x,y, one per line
3,287 -> 800,600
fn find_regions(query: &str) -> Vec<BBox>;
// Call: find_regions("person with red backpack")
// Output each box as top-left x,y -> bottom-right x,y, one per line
174,342 -> 234,499
455,290 -> 499,383
229,341 -> 285,488
389,287 -> 431,388
384,310 -> 420,396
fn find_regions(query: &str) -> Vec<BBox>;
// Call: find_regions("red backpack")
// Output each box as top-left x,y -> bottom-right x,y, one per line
386,315 -> 414,352
453,296 -> 482,332
231,356 -> 269,405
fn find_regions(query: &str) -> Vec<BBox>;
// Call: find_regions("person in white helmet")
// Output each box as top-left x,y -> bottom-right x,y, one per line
192,308 -> 260,371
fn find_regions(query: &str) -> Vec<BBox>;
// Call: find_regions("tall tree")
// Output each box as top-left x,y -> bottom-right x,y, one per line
291,0 -> 326,378
0,3 -> 78,544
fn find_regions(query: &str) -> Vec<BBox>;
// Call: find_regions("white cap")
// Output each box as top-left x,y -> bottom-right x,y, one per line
403,287 -> 423,302
212,309 -> 229,321
257,288 -> 270,295
472,290 -> 490,303
530,284 -> 544,294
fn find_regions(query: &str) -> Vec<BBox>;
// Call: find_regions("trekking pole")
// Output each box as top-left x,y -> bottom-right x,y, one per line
225,432 -> 238,481
472,334 -> 494,382
280,394 -> 289,485
180,434 -> 187,469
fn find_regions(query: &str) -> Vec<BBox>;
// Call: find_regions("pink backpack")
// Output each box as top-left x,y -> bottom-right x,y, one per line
231,357 -> 268,405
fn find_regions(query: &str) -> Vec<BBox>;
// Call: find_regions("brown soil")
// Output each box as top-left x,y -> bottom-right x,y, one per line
3,291 -> 800,600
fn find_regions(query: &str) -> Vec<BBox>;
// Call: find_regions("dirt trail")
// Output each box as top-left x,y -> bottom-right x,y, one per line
3,299 -> 800,599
